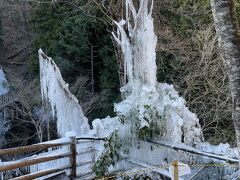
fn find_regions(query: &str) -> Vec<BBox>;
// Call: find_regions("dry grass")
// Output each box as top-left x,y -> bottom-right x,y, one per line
152,0 -> 235,145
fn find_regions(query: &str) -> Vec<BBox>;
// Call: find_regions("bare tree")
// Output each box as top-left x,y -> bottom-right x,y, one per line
211,0 -> 240,154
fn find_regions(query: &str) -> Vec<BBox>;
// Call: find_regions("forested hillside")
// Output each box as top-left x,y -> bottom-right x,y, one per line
31,1 -> 121,120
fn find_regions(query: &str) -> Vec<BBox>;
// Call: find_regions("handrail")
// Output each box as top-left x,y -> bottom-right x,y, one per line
0,137 -> 73,179
0,136 -> 106,179
148,140 -> 239,163
0,137 -> 71,156
76,137 -> 107,141
0,152 -> 70,171
11,165 -> 71,180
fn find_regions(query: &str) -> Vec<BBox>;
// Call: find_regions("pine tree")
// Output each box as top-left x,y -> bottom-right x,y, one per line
31,1 -> 120,119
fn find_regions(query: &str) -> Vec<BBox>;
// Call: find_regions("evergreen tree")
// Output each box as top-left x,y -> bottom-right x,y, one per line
31,1 -> 120,119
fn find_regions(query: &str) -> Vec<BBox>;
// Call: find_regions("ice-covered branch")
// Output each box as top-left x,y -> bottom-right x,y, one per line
127,0 -> 137,30
113,20 -> 134,83
38,49 -> 90,137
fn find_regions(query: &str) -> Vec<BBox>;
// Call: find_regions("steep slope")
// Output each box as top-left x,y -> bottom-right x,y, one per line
0,0 -> 33,76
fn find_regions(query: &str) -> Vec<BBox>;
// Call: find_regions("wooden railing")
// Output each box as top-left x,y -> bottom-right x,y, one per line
0,136 -> 106,179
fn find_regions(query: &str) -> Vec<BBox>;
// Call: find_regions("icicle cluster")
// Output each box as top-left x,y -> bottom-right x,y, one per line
113,0 -> 157,86
0,68 -> 9,147
0,68 -> 9,96
38,49 -> 90,137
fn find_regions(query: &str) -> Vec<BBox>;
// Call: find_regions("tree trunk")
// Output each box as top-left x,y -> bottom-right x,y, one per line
91,44 -> 94,95
113,0 -> 157,86
211,0 -> 240,161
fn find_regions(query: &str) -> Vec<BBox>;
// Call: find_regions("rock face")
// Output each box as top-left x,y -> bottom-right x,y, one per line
0,0 -> 33,76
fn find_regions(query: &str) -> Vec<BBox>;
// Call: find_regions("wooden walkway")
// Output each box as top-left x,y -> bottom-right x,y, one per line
0,138 -> 238,179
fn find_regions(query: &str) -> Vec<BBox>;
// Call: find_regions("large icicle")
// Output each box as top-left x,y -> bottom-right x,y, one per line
0,68 -> 9,147
38,49 -> 90,137
113,0 -> 157,86
112,20 -> 133,83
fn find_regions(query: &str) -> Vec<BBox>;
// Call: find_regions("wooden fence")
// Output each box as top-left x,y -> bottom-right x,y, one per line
0,136 -> 106,179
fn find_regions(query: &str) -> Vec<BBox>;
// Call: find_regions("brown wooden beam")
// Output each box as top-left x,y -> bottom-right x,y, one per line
0,142 -> 70,156
70,136 -> 77,179
0,153 -> 70,172
11,165 -> 71,180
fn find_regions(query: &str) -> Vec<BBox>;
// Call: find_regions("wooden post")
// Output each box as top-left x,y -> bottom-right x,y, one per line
70,136 -> 77,179
173,160 -> 179,180
91,140 -> 95,163
0,159 -> 3,180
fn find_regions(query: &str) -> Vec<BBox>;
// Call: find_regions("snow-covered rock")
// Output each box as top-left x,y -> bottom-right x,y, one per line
92,116 -> 122,138
196,142 -> 239,158
115,81 -> 203,146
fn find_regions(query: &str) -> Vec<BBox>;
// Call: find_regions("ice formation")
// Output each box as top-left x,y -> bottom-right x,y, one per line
38,0 -> 202,145
38,0 -> 203,147
0,68 -> 9,96
0,68 -> 9,147
115,82 -> 203,145
92,116 -> 122,138
113,0 -> 157,86
38,49 -> 90,137
113,0 -> 202,146
195,142 -> 239,158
